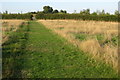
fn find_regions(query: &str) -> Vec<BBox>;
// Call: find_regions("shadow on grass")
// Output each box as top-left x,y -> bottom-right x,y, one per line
2,22 -> 30,78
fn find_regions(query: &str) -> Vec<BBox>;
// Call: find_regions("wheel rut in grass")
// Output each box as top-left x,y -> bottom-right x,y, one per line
23,21 -> 117,78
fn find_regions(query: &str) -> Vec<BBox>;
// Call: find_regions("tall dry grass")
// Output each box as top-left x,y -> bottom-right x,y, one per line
1,20 -> 25,44
38,20 -> 118,70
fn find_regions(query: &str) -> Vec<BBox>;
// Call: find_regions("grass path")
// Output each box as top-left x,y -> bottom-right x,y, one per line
21,21 -> 117,78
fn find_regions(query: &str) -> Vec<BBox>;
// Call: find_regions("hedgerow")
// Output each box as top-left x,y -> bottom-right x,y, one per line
2,14 -> 31,19
1,13 -> 119,22
36,13 -> 119,22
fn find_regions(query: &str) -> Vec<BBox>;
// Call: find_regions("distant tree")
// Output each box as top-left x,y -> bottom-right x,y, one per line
60,10 -> 64,13
106,12 -> 110,15
80,9 -> 90,15
102,10 -> 105,14
99,10 -> 105,15
63,10 -> 67,13
53,10 -> 59,13
114,10 -> 119,15
60,10 -> 67,13
86,9 -> 90,15
80,10 -> 83,15
36,11 -> 43,14
5,10 -> 8,14
74,10 -> 77,13
43,6 -> 53,13
30,12 -> 37,14
91,12 -> 97,15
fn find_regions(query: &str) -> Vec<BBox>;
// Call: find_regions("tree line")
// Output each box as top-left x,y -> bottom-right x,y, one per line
42,6 -> 67,14
36,6 -> 119,22
36,13 -> 118,22
1,6 -> 120,22
2,13 -> 31,19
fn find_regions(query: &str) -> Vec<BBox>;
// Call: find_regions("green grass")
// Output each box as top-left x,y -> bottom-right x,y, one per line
111,36 -> 118,46
20,21 -> 118,78
75,33 -> 104,41
75,34 -> 87,41
2,22 -> 29,78
2,21 -> 118,78
75,33 -> 118,47
96,34 -> 104,41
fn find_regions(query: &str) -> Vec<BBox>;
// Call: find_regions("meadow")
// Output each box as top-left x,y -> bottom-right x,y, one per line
2,20 -> 29,78
1,19 -> 119,78
2,20 -> 25,43
38,20 -> 118,70
1,3 -> 120,78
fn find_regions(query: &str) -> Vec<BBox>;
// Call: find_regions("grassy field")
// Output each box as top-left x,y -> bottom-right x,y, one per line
1,20 -> 25,78
1,20 -> 25,44
2,21 -> 118,78
39,20 -> 118,70
2,21 -> 29,78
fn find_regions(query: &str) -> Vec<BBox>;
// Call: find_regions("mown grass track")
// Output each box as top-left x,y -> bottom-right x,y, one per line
21,21 -> 117,78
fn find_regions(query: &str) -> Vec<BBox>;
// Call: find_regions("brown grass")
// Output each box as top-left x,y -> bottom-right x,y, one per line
38,20 -> 118,70
1,19 -> 25,43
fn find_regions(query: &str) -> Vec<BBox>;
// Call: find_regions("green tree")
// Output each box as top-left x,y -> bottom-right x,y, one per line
91,12 -> 97,15
60,10 -> 64,13
60,10 -> 67,13
63,10 -> 67,13
100,10 -> 105,15
80,9 -> 90,15
43,6 -> 53,13
5,10 -> 8,14
53,10 -> 59,13
106,12 -> 110,15
86,9 -> 90,15
114,10 -> 119,15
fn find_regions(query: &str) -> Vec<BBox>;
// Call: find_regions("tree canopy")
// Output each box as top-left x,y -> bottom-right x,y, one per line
53,10 -> 59,13
43,6 -> 67,14
43,6 -> 53,13
80,9 -> 90,15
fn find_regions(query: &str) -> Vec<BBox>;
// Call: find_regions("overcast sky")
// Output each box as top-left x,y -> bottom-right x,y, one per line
0,0 -> 119,14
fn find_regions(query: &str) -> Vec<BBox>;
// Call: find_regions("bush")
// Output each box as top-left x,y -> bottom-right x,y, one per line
2,14 -> 31,19
36,13 -> 119,22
